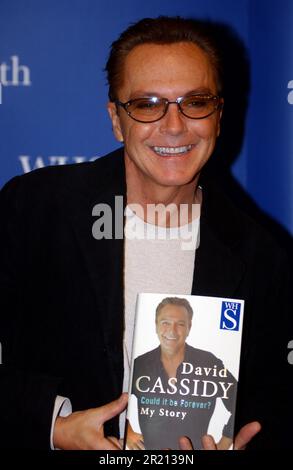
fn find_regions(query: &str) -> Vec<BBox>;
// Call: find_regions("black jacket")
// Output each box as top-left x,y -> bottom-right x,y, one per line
0,148 -> 292,449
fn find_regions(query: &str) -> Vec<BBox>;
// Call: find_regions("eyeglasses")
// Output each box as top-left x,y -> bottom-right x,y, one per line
115,93 -> 223,123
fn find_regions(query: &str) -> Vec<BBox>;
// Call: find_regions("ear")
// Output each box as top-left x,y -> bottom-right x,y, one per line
107,102 -> 124,142
187,321 -> 192,336
155,322 -> 159,336
217,98 -> 224,137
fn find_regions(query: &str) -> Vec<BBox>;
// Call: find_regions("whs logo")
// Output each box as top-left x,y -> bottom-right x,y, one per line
220,301 -> 241,331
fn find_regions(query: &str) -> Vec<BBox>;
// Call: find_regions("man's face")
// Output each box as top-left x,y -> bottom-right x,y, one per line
108,42 -> 222,190
156,304 -> 191,356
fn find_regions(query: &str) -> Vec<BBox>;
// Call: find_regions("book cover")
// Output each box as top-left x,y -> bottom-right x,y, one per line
125,293 -> 244,450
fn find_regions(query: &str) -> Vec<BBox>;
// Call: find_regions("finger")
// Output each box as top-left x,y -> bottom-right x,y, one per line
136,439 -> 145,450
127,439 -> 145,450
108,436 -> 123,449
202,434 -> 217,450
96,393 -> 128,424
234,421 -> 261,450
98,436 -> 123,450
134,433 -> 145,450
127,442 -> 138,450
132,443 -> 142,450
178,436 -> 193,450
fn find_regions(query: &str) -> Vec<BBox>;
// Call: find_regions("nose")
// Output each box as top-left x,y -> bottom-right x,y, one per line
167,322 -> 177,337
159,102 -> 187,136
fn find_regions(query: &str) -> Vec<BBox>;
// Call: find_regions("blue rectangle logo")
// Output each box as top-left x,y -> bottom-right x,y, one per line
220,301 -> 241,331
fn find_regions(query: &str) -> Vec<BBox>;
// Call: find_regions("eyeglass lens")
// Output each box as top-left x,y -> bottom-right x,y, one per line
126,95 -> 218,121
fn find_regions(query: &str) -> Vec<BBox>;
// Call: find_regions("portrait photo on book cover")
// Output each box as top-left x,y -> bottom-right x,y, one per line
125,293 -> 244,450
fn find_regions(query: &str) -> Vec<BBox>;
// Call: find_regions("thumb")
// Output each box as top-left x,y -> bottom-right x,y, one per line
234,421 -> 261,450
178,436 -> 193,450
96,393 -> 128,425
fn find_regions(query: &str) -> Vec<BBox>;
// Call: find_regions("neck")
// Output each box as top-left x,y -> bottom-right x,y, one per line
161,347 -> 186,378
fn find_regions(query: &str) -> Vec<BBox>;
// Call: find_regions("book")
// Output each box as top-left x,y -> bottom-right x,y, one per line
124,293 -> 244,450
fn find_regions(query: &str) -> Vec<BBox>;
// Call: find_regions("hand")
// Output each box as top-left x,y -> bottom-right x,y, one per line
126,422 -> 145,450
178,421 -> 262,450
53,393 -> 128,450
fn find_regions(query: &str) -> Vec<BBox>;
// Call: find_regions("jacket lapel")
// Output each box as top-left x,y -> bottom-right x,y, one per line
192,179 -> 246,298
192,217 -> 245,297
67,149 -> 126,395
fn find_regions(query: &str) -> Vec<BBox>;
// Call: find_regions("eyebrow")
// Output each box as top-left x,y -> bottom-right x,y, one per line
159,318 -> 187,323
129,88 -> 216,99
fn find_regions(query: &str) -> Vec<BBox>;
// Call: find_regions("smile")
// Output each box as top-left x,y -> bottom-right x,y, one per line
152,144 -> 194,156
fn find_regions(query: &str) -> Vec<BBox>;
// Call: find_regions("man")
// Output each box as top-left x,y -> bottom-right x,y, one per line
127,297 -> 237,450
0,16 -> 291,450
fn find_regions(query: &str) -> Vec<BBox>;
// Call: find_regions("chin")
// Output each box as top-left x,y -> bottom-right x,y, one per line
153,163 -> 202,186
154,173 -> 197,187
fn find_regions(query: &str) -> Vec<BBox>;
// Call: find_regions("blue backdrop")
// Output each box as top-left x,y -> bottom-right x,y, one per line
0,0 -> 292,235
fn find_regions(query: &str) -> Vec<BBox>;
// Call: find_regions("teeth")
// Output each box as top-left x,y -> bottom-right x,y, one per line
153,145 -> 192,155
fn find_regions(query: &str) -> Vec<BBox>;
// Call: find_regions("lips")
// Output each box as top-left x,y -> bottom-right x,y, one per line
162,335 -> 177,341
152,144 -> 194,156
